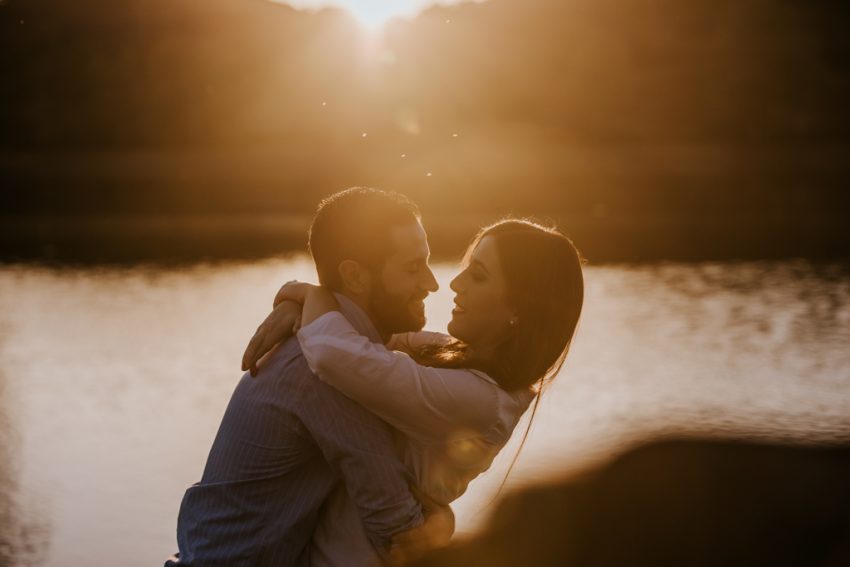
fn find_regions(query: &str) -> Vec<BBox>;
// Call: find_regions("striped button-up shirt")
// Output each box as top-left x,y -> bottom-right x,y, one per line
174,295 -> 423,566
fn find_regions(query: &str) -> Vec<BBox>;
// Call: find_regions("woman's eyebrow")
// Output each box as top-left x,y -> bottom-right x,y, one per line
471,259 -> 490,274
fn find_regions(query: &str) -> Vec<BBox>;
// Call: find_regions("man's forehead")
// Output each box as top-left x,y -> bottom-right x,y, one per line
387,221 -> 430,259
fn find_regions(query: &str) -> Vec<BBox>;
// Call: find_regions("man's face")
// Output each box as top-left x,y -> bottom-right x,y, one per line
368,221 -> 439,334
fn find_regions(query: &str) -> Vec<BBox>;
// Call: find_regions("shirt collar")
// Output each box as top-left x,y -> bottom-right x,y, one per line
334,292 -> 384,344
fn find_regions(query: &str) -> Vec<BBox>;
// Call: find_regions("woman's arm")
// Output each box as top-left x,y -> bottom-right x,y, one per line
241,299 -> 303,376
301,285 -> 342,327
241,280 -> 322,376
268,281 -> 453,355
297,290 -> 498,441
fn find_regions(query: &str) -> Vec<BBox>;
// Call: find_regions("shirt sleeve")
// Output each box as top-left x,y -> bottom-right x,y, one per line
297,311 -> 500,442
291,356 -> 424,554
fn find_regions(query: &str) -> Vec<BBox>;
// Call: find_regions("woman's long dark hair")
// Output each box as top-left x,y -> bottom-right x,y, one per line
414,218 -> 584,393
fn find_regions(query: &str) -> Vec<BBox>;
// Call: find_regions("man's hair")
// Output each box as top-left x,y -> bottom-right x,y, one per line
308,187 -> 422,291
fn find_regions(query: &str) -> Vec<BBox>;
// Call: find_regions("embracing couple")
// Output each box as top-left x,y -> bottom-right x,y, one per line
168,187 -> 584,566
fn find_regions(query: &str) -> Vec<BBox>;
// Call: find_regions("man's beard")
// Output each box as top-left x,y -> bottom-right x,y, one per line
369,280 -> 427,335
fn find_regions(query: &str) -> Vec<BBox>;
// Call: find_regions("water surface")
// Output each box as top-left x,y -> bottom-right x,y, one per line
1,259 -> 848,566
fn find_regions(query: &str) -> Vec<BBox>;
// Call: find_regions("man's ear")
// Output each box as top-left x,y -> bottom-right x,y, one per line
338,259 -> 372,295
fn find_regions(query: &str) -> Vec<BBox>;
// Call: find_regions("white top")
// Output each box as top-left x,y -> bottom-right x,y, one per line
298,311 -> 534,504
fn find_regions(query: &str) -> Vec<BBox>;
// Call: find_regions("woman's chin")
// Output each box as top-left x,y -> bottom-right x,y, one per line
447,318 -> 465,341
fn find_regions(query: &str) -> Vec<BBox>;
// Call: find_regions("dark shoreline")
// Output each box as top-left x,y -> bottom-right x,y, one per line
3,212 -> 849,266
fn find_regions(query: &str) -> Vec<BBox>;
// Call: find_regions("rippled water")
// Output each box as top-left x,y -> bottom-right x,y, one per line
1,258 -> 848,567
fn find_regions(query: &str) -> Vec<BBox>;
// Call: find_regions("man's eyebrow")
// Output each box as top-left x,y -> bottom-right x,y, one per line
407,249 -> 431,263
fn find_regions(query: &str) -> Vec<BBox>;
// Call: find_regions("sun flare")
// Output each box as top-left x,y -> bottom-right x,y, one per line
273,0 -> 456,28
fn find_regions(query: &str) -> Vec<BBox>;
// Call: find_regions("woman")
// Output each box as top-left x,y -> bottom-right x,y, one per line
243,218 -> 584,564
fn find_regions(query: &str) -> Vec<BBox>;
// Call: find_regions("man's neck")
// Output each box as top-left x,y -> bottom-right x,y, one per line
337,290 -> 392,343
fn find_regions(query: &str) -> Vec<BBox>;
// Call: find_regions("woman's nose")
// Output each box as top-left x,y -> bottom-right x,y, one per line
449,273 -> 463,293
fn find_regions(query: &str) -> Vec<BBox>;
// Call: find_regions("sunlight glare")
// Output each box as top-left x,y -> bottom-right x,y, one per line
273,0 -> 458,28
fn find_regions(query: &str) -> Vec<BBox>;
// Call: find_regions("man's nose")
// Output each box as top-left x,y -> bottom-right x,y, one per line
422,266 -> 439,293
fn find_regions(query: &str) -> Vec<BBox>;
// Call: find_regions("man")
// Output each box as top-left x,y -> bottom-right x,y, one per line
170,188 -> 446,566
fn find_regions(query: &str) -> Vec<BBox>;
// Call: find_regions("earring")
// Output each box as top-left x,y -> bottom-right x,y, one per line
509,317 -> 518,327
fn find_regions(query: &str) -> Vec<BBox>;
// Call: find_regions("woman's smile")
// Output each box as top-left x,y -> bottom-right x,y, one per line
452,298 -> 467,316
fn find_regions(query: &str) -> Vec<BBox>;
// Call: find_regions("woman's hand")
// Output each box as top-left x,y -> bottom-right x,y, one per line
241,300 -> 303,377
273,280 -> 315,308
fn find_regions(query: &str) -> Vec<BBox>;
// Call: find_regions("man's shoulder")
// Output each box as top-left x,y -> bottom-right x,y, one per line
264,335 -> 310,373
227,331 -> 384,425
230,337 -> 315,402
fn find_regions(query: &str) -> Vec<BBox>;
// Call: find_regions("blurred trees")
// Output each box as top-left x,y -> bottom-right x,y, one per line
0,0 -> 848,221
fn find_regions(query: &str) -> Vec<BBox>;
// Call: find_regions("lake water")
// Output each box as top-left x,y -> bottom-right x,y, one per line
1,258 -> 849,567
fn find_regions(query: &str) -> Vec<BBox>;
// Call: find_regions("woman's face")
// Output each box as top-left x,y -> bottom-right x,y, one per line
447,235 -> 516,350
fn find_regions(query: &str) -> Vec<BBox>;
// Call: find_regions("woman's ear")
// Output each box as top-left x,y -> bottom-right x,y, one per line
338,260 -> 372,296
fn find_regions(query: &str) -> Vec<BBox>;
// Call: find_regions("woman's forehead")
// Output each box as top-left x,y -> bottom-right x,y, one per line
468,235 -> 500,268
